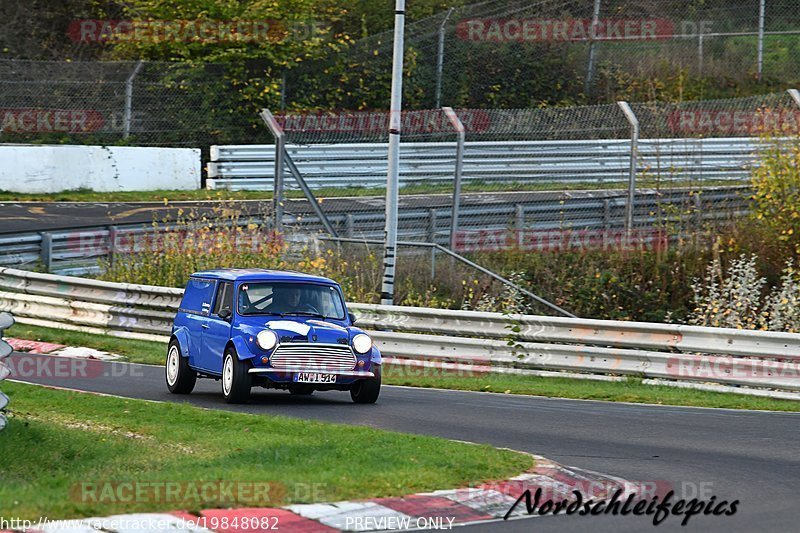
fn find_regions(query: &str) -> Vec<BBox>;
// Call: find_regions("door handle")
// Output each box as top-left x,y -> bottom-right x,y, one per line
201,324 -> 209,329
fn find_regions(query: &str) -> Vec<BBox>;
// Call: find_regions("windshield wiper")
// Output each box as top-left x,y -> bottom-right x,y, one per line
281,312 -> 328,319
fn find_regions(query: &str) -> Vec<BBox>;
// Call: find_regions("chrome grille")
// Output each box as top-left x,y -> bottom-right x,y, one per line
270,343 -> 356,372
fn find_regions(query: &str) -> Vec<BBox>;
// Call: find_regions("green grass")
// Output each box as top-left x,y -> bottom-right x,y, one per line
0,179 -> 738,203
0,381 -> 533,520
8,322 -> 800,412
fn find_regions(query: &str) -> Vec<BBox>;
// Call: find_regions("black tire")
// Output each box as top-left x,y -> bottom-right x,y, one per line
166,339 -> 196,394
350,365 -> 381,404
222,347 -> 252,404
289,384 -> 315,396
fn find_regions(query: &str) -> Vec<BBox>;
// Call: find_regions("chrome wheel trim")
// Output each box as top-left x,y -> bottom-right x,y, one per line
223,355 -> 234,396
166,345 -> 180,386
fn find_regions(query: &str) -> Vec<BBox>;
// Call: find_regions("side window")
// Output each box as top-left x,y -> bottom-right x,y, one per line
213,282 -> 233,316
179,278 -> 216,316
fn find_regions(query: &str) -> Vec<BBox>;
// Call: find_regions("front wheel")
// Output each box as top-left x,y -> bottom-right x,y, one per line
166,340 -> 196,394
350,366 -> 381,404
222,348 -> 252,403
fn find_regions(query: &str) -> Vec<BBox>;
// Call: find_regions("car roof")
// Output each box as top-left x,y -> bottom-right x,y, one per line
190,268 -> 338,284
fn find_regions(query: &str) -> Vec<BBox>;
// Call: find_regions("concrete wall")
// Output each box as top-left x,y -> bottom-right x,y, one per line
0,144 -> 201,193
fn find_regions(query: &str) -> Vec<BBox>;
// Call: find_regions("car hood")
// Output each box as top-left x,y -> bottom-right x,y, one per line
239,316 -> 357,344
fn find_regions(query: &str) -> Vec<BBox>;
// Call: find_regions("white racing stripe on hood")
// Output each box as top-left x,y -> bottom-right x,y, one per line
307,319 -> 347,331
266,320 -> 311,336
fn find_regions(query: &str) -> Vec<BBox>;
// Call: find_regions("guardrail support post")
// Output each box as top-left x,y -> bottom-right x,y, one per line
427,209 -> 438,243
108,225 -> 119,268
40,232 -> 53,272
260,109 -> 285,232
443,107 -> 465,250
617,101 -> 639,235
345,214 -> 355,238
515,204 -> 525,248
602,199 -> 611,230
693,193 -> 702,229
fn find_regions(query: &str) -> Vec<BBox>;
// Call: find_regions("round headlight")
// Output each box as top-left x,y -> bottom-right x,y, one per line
352,334 -> 372,354
256,329 -> 278,350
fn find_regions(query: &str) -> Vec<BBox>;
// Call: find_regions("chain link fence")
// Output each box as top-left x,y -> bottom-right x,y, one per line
283,0 -> 800,111
201,89 -> 800,254
2,3 -> 800,150
0,59 -> 272,147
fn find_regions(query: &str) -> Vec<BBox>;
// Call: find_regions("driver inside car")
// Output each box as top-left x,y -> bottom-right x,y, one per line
271,285 -> 316,314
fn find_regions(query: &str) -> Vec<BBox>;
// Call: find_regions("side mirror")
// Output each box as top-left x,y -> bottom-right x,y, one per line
348,312 -> 357,324
219,308 -> 232,321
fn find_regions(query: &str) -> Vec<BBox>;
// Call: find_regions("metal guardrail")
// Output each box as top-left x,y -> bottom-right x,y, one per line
0,312 -> 14,432
208,137 -> 763,190
0,267 -> 797,399
2,186 -> 748,275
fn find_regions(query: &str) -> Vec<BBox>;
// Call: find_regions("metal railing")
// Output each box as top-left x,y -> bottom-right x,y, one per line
208,137 -> 765,191
0,312 -> 14,431
0,267 -> 797,400
0,186 -> 749,275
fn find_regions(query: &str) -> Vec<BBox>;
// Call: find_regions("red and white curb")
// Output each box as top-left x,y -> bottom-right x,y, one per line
6,339 -> 121,360
10,456 -> 632,532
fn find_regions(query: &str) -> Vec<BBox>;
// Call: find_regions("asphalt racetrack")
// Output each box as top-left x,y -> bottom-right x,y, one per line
9,353 -> 800,533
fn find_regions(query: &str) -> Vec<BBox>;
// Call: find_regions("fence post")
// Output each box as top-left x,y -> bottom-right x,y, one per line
443,107 -> 465,249
40,232 -> 53,272
0,312 -> 13,432
260,109 -> 285,232
757,0 -> 766,81
617,101 -> 639,234
435,8 -> 454,108
698,31 -> 704,77
585,0 -> 603,93
123,60 -> 144,139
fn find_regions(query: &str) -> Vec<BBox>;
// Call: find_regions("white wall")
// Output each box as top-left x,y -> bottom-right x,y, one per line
0,144 -> 201,193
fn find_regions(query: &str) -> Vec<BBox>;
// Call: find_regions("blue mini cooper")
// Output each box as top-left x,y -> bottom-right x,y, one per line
166,269 -> 381,404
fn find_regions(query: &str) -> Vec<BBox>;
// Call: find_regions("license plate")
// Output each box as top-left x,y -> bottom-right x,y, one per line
295,373 -> 336,384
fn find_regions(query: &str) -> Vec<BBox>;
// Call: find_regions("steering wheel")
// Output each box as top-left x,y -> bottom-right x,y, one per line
297,304 -> 321,315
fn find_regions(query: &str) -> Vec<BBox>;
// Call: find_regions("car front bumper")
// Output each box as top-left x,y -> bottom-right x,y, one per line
248,368 -> 375,378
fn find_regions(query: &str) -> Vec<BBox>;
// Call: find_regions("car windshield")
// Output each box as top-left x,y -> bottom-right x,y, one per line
237,281 -> 346,319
